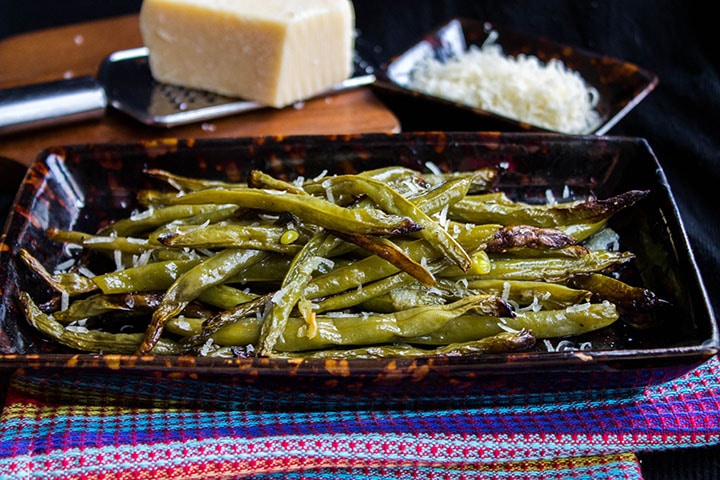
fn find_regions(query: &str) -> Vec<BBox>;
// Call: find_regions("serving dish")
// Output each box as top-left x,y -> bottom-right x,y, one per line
0,132 -> 715,409
372,18 -> 658,135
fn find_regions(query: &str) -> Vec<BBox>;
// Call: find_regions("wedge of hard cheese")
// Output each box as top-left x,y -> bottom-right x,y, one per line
139,0 -> 355,108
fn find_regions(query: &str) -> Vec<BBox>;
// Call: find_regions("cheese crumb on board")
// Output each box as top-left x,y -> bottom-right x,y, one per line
406,41 -> 601,134
140,0 -> 355,108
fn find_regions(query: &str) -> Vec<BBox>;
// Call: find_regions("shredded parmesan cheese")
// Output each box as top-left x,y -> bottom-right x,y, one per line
518,295 -> 543,313
424,161 -> 443,176
565,302 -> 592,313
66,325 -> 89,333
60,291 -> 70,312
562,185 -> 571,199
322,179 -> 335,204
130,207 -> 155,221
584,227 -> 620,252
545,339 -> 593,352
298,299 -> 318,339
199,338 -> 215,356
113,250 -> 123,272
406,42 -> 601,134
435,205 -> 450,229
54,258 -> 76,273
313,170 -> 328,181
497,322 -> 519,333
545,189 -> 557,205
501,281 -> 511,302
83,236 -> 117,244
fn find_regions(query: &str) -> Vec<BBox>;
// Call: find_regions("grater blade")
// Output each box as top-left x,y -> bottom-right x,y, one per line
98,47 -> 377,128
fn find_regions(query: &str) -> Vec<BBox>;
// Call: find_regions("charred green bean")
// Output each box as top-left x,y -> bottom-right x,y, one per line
18,166 -> 663,361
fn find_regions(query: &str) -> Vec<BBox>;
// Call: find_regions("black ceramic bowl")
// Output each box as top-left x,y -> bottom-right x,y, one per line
373,18 -> 658,135
0,132 -> 715,409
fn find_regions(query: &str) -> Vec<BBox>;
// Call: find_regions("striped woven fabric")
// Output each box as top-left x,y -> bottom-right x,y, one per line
0,355 -> 718,479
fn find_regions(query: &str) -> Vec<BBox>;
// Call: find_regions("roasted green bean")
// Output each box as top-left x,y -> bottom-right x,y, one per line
257,232 -> 338,355
18,166 -> 663,360
168,188 -> 422,236
136,248 -> 268,355
405,302 -> 619,345
315,174 -> 472,270
448,190 -> 649,227
276,330 -> 535,359
217,294 -> 513,352
20,292 -> 181,355
155,223 -> 305,254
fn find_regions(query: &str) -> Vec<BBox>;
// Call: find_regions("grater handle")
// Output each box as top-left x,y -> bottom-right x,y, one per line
0,76 -> 107,135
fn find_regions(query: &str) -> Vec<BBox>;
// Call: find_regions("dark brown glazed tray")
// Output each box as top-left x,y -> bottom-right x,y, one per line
372,18 -> 658,135
0,132 -> 715,409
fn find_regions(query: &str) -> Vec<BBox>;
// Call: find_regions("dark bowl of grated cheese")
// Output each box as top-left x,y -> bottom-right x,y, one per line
373,18 -> 658,135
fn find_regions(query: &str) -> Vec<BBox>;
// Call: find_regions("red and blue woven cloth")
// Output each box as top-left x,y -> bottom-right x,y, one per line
0,355 -> 719,479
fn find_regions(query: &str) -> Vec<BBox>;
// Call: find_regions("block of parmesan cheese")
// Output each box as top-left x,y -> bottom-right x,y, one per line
139,0 -> 355,108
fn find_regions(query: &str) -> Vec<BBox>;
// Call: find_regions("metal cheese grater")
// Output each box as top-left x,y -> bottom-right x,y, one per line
0,47 -> 376,135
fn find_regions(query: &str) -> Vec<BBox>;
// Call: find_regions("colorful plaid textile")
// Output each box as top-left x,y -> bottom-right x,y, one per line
0,355 -> 719,479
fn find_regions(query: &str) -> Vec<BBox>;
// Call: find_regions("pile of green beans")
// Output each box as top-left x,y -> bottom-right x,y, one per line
18,166 -> 665,359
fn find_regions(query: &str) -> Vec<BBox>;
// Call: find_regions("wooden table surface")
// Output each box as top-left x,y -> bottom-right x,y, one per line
0,14 -> 400,168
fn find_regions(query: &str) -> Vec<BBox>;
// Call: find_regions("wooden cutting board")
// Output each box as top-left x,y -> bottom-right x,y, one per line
0,14 -> 400,167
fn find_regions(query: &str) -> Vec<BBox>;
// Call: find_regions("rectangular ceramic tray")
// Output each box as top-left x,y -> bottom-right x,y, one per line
0,133 -> 716,408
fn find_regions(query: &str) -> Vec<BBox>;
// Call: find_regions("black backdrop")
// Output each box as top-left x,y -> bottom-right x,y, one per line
2,2 -> 719,478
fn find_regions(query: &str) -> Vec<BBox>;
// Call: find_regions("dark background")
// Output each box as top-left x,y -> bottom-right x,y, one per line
1,1 -> 719,479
